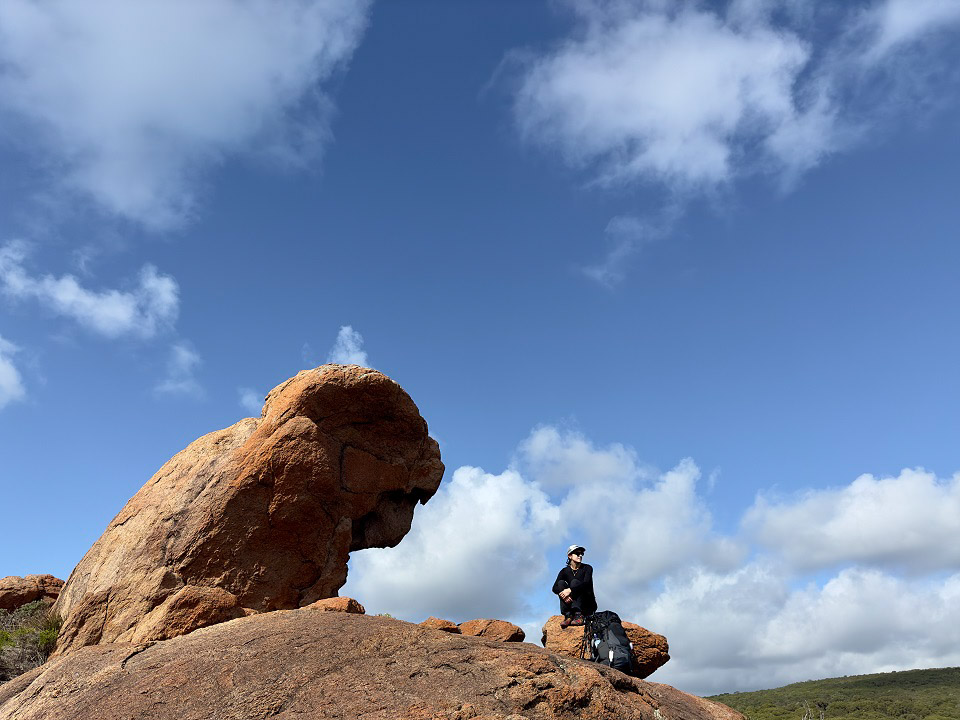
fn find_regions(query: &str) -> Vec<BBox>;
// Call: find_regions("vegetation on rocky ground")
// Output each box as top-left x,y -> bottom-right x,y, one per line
0,600 -> 62,682
708,667 -> 960,720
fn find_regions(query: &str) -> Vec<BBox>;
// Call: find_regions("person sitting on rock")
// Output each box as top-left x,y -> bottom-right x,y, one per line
552,544 -> 597,628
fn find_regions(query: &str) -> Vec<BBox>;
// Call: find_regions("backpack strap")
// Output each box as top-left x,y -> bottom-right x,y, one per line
578,613 -> 598,660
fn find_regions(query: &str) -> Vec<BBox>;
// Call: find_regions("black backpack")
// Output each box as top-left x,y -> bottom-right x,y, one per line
580,610 -> 635,674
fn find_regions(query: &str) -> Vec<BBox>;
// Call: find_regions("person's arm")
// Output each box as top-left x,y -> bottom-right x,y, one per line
551,569 -> 569,595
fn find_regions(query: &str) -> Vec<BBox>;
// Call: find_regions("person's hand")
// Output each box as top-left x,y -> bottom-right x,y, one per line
560,588 -> 572,602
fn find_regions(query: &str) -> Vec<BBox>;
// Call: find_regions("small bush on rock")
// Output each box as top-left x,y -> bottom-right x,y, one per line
0,600 -> 62,682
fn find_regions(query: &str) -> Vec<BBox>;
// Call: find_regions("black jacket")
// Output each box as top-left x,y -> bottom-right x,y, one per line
552,563 -> 597,616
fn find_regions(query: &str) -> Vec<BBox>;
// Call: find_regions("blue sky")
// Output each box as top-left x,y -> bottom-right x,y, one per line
2,0 -> 960,695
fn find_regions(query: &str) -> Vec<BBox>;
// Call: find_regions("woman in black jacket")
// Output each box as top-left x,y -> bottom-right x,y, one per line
552,544 -> 597,628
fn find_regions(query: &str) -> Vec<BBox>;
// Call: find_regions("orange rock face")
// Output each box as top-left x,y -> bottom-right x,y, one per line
459,618 -> 525,642
541,614 -> 670,679
0,575 -> 64,611
52,365 -> 443,654
127,586 -> 246,644
419,616 -> 461,633
0,611 -> 744,720
305,596 -> 366,614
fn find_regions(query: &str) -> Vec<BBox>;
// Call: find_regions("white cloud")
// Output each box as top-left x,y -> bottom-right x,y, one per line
511,0 -> 960,194
238,387 -> 263,415
155,342 -> 202,396
345,424 -> 960,694
344,466 -> 561,623
516,425 -> 644,491
583,214 -> 673,287
860,0 -> 960,62
0,241 -> 178,339
645,566 -> 960,695
642,563 -> 795,691
516,427 -> 743,598
744,468 -> 960,574
346,425 -> 738,628
513,3 -> 814,189
0,0 -> 371,229
0,334 -> 27,409
326,325 -> 368,366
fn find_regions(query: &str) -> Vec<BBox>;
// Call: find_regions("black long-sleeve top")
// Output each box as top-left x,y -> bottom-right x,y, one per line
552,563 -> 597,615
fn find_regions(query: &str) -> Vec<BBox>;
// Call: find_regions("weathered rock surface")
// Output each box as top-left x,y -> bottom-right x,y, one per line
420,616 -> 461,633
52,365 -> 444,654
542,615 -> 670,679
304,596 -> 365,613
0,610 -> 743,720
459,618 -> 526,642
0,575 -> 63,612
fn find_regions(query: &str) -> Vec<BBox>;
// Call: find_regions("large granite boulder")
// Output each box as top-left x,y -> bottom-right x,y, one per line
459,618 -> 526,642
304,596 -> 366,614
0,610 -> 744,720
0,575 -> 64,612
52,365 -> 443,654
542,615 -> 671,679
419,616 -> 461,633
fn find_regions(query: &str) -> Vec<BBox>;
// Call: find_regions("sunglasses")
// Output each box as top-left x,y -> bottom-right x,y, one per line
570,551 -> 584,556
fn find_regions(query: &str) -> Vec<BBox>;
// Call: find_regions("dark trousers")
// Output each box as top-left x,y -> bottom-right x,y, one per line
560,595 -> 588,618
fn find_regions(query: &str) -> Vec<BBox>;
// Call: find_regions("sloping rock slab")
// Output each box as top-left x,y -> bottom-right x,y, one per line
542,615 -> 670,679
52,365 -> 443,654
0,575 -> 63,612
0,611 -> 743,720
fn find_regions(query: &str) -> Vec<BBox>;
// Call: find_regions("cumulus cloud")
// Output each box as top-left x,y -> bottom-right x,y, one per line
345,424 -> 960,694
516,427 -> 743,600
0,0 -> 371,229
344,466 -> 561,623
513,2 -> 815,189
326,325 -> 368,366
155,342 -> 202,396
238,387 -> 264,415
0,241 -> 178,339
646,566 -> 960,694
346,425 -> 738,632
744,468 -> 960,574
516,425 -> 644,491
511,0 -> 960,194
0,334 -> 27,410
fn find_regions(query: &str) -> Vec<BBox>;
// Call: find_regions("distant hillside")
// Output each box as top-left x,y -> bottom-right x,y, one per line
707,667 -> 960,720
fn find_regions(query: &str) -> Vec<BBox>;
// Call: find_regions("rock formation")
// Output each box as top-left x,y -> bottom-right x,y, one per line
52,365 -> 444,654
459,618 -> 526,642
420,616 -> 461,633
304,596 -> 365,614
541,615 -> 670,679
0,610 -> 744,720
0,576 -> 63,612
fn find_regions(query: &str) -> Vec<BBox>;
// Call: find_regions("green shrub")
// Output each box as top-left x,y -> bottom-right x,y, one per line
708,668 -> 960,720
0,600 -> 63,683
